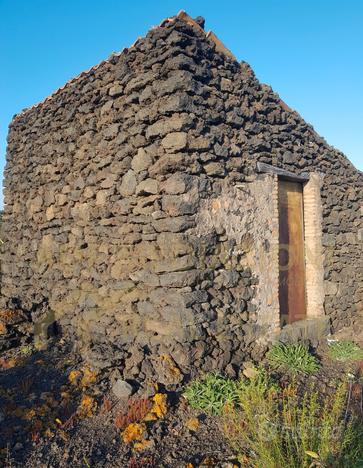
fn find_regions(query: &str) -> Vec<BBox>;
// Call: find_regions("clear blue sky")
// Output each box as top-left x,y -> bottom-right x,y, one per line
1,0 -> 362,208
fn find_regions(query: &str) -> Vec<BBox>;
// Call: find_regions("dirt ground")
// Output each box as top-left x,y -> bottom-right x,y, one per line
0,341 -> 236,468
0,328 -> 362,468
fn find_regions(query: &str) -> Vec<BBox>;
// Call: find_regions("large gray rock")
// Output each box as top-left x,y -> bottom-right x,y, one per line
111,379 -> 134,400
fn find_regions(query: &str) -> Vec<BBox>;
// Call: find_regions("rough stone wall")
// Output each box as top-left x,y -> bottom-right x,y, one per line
1,15 -> 362,384
195,174 -> 280,335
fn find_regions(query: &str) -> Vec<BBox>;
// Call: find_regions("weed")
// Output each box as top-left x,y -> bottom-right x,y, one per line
114,398 -> 152,429
101,396 -> 112,413
222,375 -> 363,468
183,372 -> 238,415
30,430 -> 41,444
328,341 -> 363,362
128,455 -> 156,468
62,413 -> 78,429
19,377 -> 34,395
266,342 -> 320,375
20,345 -> 33,356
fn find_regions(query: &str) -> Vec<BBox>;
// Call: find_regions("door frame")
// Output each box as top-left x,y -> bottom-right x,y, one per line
256,163 -> 325,327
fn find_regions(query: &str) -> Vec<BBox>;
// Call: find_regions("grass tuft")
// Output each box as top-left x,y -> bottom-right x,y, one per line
328,341 -> 363,362
266,342 -> 320,375
183,372 -> 238,415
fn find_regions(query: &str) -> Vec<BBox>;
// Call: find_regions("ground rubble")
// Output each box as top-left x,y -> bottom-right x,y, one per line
0,330 -> 362,467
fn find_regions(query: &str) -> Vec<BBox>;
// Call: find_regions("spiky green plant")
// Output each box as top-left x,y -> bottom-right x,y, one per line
328,341 -> 363,362
183,372 -> 238,415
266,343 -> 320,375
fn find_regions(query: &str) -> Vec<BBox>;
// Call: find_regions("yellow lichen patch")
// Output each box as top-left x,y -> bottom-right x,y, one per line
23,408 -> 37,421
78,394 -> 96,418
0,308 -> 26,324
80,368 -> 97,387
133,439 -> 154,451
13,402 -> 52,421
160,354 -> 181,377
0,322 -> 7,335
200,456 -> 217,466
44,428 -> 54,438
68,370 -> 82,386
122,422 -> 146,444
185,417 -> 200,432
11,404 -> 46,421
143,393 -> 167,421
0,357 -> 20,369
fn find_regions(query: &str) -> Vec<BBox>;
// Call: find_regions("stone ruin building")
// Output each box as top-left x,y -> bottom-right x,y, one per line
1,12 -> 362,386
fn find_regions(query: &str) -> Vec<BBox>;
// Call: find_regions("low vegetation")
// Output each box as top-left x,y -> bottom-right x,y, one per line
328,340 -> 363,362
185,369 -> 363,468
183,372 -> 238,415
1,333 -> 362,465
266,342 -> 321,375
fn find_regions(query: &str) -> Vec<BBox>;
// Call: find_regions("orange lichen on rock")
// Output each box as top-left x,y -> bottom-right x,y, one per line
78,395 -> 96,418
0,308 -> 26,324
80,368 -> 97,387
134,439 -> 154,451
68,370 -> 82,386
122,422 -> 146,444
185,417 -> 200,432
143,393 -> 168,421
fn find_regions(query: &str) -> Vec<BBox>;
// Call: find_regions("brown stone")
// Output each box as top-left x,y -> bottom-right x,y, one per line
135,178 -> 158,195
131,148 -> 152,173
119,170 -> 137,196
161,132 -> 188,152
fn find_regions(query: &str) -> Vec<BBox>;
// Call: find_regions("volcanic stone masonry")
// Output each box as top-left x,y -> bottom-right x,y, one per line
0,12 -> 362,386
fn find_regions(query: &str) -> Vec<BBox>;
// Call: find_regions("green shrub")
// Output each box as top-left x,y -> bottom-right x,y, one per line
223,376 -> 363,468
266,342 -> 320,375
328,341 -> 363,362
183,372 -> 238,415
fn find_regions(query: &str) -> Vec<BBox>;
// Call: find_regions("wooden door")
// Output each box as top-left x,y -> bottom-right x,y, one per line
278,180 -> 307,325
